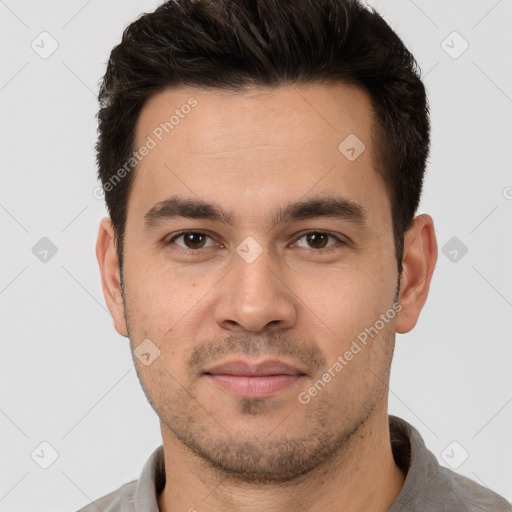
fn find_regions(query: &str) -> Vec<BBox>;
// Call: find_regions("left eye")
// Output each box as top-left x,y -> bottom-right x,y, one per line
293,232 -> 342,250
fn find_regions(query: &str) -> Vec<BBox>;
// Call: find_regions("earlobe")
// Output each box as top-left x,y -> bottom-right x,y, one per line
395,214 -> 438,334
96,217 -> 129,337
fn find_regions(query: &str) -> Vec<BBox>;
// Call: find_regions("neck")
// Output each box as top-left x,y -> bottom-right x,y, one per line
157,402 -> 405,512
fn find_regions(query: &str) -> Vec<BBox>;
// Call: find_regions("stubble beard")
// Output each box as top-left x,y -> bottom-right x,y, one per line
133,334 -> 394,485
123,279 -> 398,485
157,388 -> 385,485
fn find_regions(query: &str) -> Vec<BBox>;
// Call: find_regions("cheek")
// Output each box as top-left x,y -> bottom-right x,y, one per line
124,255 -> 205,321
123,263 -> 211,371
298,263 -> 395,340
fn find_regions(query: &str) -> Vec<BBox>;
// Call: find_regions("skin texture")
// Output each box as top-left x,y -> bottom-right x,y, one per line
96,83 -> 437,511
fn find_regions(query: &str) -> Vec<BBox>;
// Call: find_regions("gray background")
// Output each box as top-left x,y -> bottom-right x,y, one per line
0,0 -> 511,510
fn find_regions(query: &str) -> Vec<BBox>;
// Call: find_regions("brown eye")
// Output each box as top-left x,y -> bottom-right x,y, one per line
170,231 -> 215,250
183,233 -> 206,249
294,232 -> 341,250
305,233 -> 329,249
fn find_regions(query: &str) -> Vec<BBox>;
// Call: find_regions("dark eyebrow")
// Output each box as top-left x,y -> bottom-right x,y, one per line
143,195 -> 367,229
144,197 -> 234,228
274,195 -> 366,227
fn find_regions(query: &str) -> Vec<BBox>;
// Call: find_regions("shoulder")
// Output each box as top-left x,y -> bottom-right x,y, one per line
388,416 -> 511,512
440,467 -> 512,512
74,445 -> 165,512
75,479 -> 137,512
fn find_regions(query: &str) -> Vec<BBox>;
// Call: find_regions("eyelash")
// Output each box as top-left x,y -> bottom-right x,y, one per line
164,230 -> 346,255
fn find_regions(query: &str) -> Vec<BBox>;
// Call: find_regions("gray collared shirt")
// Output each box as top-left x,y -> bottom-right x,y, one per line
77,416 -> 511,511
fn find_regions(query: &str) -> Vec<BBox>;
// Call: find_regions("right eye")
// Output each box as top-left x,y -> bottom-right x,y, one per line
166,231 -> 220,252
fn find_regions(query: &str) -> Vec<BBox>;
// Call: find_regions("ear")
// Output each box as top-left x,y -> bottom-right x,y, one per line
396,214 -> 438,334
96,217 -> 128,337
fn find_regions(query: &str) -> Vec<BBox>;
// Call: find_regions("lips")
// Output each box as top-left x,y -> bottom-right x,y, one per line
204,359 -> 307,399
205,360 -> 307,377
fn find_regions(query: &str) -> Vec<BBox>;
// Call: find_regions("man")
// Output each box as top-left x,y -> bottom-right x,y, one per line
82,0 -> 511,510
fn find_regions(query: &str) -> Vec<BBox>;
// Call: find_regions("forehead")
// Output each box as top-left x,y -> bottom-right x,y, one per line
130,83 -> 390,229
135,83 -> 375,158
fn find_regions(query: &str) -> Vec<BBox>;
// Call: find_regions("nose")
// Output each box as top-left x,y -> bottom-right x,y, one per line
214,246 -> 297,334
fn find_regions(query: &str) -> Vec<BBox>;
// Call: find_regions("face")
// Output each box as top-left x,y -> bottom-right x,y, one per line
98,83 -> 433,483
